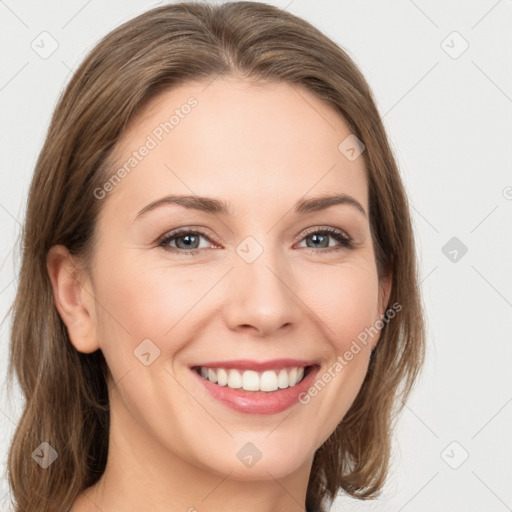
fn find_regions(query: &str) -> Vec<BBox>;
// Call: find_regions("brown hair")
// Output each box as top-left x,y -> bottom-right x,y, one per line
6,2 -> 425,511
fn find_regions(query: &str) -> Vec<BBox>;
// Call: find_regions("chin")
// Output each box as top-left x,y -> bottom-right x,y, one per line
192,432 -> 317,482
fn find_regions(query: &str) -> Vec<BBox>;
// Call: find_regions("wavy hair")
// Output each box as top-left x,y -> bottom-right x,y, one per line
6,2 -> 425,511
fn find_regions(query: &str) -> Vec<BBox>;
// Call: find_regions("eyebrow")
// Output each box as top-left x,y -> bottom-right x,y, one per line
135,193 -> 367,220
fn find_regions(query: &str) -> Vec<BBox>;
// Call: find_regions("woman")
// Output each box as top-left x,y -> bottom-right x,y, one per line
6,2 -> 425,511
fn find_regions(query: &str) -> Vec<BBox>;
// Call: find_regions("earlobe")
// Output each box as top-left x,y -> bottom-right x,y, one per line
46,245 -> 100,354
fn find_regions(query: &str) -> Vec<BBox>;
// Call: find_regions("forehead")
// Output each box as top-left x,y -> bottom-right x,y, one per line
103,77 -> 368,219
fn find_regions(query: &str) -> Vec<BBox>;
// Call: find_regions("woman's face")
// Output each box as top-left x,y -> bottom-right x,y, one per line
73,78 -> 390,481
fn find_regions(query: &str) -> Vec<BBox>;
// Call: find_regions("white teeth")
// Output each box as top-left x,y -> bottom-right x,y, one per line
217,368 -> 228,386
242,370 -> 260,391
227,369 -> 242,389
288,367 -> 298,387
277,369 -> 289,389
197,366 -> 308,392
260,370 -> 278,392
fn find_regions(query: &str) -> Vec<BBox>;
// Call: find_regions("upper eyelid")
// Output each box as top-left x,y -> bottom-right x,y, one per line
300,225 -> 350,238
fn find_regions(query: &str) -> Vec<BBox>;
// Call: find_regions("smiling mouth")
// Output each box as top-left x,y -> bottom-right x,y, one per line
192,365 -> 314,392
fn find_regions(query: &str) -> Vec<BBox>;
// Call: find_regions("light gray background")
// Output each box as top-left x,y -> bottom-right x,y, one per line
1,1 -> 511,511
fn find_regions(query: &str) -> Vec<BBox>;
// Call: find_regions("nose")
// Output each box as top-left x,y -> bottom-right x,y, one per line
223,245 -> 302,337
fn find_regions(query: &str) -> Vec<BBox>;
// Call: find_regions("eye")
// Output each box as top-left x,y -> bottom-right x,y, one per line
159,228 -> 216,255
296,226 -> 354,253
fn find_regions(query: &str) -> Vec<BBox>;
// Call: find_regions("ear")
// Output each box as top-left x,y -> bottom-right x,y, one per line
46,245 -> 100,354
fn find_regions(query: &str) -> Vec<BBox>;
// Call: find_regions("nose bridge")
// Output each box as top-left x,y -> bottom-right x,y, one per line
224,234 -> 299,335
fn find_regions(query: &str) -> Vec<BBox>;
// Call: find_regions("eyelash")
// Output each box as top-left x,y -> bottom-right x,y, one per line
157,226 -> 354,256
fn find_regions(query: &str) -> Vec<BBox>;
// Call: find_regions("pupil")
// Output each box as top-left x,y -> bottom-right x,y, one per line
311,234 -> 327,248
179,234 -> 197,248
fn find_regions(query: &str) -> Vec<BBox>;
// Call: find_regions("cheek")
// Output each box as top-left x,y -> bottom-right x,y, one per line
300,257 -> 381,347
295,260 -> 380,438
334,272 -> 380,347
325,262 -> 381,379
90,249 -> 228,388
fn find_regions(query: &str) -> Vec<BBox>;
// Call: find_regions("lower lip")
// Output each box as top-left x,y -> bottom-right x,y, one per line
191,366 -> 320,415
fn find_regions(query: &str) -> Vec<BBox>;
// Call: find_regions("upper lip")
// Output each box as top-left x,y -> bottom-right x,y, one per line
191,358 -> 318,371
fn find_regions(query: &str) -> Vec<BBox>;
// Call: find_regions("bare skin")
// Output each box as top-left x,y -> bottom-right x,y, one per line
48,77 -> 391,512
